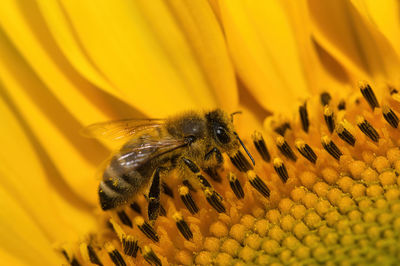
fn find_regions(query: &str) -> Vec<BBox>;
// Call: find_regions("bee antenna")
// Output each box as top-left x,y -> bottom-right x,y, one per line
230,111 -> 242,122
234,132 -> 255,166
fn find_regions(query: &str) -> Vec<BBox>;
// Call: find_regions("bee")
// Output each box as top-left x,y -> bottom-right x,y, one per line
83,109 -> 255,221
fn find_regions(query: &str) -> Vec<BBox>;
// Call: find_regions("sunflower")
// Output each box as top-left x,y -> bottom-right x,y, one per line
1,0 -> 400,265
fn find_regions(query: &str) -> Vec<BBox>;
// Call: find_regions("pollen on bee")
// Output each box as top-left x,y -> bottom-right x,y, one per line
273,158 -> 289,183
321,135 -> 342,160
276,136 -> 297,162
295,139 -> 317,164
356,116 -> 380,142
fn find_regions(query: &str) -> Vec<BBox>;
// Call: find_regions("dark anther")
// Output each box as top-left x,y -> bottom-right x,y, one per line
252,131 -> 271,162
357,116 -> 380,143
135,217 -> 160,242
117,211 -> 132,228
161,182 -> 174,198
174,213 -> 193,240
360,83 -> 380,110
295,140 -> 317,164
183,158 -> 200,173
122,236 -> 139,258
274,122 -> 291,136
159,204 -> 166,216
182,180 -> 196,192
204,167 -> 222,182
382,105 -> 399,128
321,136 -> 343,160
390,88 -> 399,95
228,172 -> 244,199
299,102 -> 309,133
320,92 -> 331,106
179,186 -> 199,214
276,136 -> 297,162
273,158 -> 289,183
336,122 -> 356,146
108,249 -> 126,266
248,171 -> 270,197
130,202 -> 142,214
324,106 -> 335,133
61,249 -> 70,261
234,132 -> 255,166
205,189 -> 226,213
71,258 -> 81,266
87,245 -> 103,266
338,100 -> 346,110
230,151 -> 253,172
143,246 -> 162,266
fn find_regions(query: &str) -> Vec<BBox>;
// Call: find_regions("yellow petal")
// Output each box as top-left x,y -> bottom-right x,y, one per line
0,88 -> 96,238
350,0 -> 400,61
165,0 -> 238,111
0,184 -> 62,265
36,0 -> 119,98
0,0 -> 115,124
60,0 -> 217,116
0,87 -> 97,264
0,29 -> 108,205
280,1 -> 351,93
307,0 -> 400,89
219,0 -> 309,114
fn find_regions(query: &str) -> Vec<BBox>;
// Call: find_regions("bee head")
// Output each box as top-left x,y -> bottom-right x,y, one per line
205,109 -> 255,165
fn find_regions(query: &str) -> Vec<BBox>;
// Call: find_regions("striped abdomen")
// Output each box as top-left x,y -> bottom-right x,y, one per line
98,153 -> 152,210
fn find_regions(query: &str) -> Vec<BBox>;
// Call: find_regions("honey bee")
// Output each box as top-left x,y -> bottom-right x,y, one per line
83,109 -> 255,221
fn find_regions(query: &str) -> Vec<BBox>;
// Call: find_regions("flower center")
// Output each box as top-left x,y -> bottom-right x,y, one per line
62,84 -> 400,265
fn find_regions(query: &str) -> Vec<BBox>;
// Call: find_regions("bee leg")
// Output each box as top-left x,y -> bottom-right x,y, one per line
204,148 -> 223,182
204,167 -> 222,182
182,158 -> 226,213
204,147 -> 223,164
148,167 -> 163,221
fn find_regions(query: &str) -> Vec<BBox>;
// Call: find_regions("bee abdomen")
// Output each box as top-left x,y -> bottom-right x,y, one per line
99,158 -> 147,210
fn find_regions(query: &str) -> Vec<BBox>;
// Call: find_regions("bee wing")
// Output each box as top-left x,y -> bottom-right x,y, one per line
81,118 -> 165,141
116,135 -> 187,171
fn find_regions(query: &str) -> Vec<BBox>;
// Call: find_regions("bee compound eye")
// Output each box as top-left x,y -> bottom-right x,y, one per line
215,126 -> 230,144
